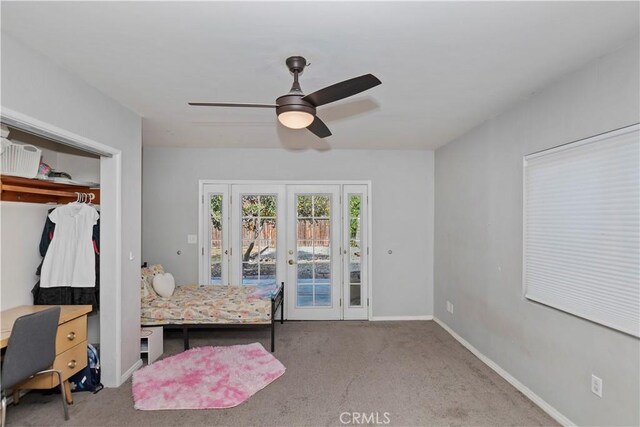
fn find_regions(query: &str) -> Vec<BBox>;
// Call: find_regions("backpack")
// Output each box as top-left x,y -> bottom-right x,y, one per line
69,343 -> 104,393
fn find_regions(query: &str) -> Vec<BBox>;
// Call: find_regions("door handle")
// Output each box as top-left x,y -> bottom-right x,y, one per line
288,259 -> 296,265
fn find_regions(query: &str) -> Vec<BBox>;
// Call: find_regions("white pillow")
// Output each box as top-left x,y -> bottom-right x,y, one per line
153,273 -> 175,298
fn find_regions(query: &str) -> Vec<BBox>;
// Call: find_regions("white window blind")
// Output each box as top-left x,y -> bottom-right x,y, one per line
523,124 -> 640,337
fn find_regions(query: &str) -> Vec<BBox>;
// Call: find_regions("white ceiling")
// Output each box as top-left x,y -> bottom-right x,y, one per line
2,2 -> 638,150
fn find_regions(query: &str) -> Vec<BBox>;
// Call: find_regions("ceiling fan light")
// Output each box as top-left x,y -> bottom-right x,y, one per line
278,111 -> 314,129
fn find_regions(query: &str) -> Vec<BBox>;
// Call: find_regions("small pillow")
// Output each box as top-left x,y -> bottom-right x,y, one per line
141,264 -> 165,301
153,273 -> 176,298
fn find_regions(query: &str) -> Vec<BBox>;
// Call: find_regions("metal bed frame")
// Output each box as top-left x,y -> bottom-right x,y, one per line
144,283 -> 285,352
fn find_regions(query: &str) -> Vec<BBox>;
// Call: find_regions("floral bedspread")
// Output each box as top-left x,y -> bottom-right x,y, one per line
141,284 -> 274,325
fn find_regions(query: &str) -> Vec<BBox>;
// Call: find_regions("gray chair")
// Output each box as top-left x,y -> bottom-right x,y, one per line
1,307 -> 69,426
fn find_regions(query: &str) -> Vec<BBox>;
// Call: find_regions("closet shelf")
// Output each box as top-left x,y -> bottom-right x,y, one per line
0,175 -> 100,204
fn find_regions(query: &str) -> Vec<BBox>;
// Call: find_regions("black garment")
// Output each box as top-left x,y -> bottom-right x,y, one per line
31,208 -> 100,310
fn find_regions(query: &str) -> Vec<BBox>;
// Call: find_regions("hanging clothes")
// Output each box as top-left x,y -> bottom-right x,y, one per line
32,205 -> 100,310
41,203 -> 99,288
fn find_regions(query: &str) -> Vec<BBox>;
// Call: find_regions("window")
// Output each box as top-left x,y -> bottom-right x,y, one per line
523,124 -> 639,337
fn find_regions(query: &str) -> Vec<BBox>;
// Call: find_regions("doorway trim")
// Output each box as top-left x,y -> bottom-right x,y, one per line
1,106 -> 125,387
198,179 -> 373,320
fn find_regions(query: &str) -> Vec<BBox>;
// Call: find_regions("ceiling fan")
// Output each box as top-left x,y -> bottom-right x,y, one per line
189,56 -> 381,138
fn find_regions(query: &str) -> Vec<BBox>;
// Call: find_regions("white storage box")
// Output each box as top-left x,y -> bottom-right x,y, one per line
0,138 -> 42,178
140,327 -> 163,364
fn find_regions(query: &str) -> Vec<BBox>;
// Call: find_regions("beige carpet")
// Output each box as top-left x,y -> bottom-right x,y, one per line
6,321 -> 557,426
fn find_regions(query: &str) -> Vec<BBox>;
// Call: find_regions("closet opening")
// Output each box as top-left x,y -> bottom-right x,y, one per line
1,123 -> 101,380
1,112 -> 124,388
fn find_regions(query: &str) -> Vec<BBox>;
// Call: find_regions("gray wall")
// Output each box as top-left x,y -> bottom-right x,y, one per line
143,148 -> 434,318
1,33 -> 142,387
434,38 -> 639,426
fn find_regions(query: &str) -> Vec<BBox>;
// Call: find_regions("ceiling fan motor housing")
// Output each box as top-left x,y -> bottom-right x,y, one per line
275,95 -> 316,118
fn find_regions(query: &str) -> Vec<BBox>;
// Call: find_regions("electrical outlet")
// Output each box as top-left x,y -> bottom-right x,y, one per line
591,374 -> 603,397
446,301 -> 454,314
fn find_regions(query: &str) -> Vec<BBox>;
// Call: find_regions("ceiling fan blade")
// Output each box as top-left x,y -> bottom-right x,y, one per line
306,116 -> 332,138
302,74 -> 381,107
188,102 -> 277,108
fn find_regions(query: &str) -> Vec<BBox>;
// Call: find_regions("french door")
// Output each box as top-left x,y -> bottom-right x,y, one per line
200,182 -> 369,320
286,185 -> 341,320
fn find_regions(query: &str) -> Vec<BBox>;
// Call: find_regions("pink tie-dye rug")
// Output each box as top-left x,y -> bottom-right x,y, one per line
132,343 -> 285,410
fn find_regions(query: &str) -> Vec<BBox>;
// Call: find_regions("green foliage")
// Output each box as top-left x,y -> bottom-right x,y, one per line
296,195 -> 330,217
210,194 -> 223,230
349,195 -> 361,242
242,195 -> 276,218
297,195 -> 312,217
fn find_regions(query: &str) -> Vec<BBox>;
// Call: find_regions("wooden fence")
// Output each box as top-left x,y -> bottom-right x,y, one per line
210,220 -> 331,243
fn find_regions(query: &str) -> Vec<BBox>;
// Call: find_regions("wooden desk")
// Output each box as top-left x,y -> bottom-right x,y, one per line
1,305 -> 92,403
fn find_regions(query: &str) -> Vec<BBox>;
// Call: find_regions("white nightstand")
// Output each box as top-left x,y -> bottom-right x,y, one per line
140,326 -> 163,364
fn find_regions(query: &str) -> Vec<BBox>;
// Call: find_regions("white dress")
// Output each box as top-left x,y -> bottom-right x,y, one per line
40,203 -> 99,288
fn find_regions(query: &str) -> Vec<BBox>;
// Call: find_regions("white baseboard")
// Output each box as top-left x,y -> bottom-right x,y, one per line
433,317 -> 575,427
370,315 -> 433,321
119,359 -> 143,385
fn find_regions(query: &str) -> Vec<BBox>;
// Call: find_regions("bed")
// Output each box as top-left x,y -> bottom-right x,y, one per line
140,265 -> 284,352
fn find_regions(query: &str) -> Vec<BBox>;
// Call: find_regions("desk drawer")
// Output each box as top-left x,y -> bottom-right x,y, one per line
56,316 -> 87,353
20,340 -> 88,389
54,340 -> 87,381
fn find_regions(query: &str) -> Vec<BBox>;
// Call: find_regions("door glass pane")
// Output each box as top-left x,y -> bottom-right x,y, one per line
297,262 -> 312,280
296,194 -> 332,307
315,262 -> 331,283
297,195 -> 312,217
313,195 -> 331,218
313,239 -> 330,261
209,194 -> 223,284
348,195 -> 362,306
312,220 -> 330,242
350,285 -> 361,306
242,195 -> 259,216
315,284 -> 331,306
260,239 -> 276,283
241,194 -> 277,286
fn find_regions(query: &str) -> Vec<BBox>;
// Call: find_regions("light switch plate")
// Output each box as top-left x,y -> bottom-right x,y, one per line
591,374 -> 603,397
187,234 -> 198,244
